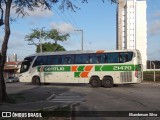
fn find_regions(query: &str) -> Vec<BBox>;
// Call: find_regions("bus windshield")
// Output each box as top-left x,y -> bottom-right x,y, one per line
20,56 -> 35,73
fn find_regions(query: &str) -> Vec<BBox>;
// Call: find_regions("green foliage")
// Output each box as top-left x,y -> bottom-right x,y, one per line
25,29 -> 47,45
36,42 -> 66,53
25,29 -> 70,51
46,29 -> 70,44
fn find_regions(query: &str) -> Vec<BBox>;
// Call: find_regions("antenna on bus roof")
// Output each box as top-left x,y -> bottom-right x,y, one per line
96,50 -> 105,53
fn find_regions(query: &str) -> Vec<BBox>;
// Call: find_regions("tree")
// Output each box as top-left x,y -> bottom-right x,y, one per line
46,29 -> 70,44
36,42 -> 66,53
25,28 -> 47,46
0,0 -> 116,102
0,0 -> 81,103
25,29 -> 69,52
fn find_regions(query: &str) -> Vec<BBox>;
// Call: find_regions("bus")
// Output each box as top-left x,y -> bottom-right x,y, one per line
19,49 -> 142,88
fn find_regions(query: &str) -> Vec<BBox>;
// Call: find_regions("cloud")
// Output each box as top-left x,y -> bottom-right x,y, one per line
148,49 -> 160,60
148,20 -> 160,36
8,31 -> 26,49
153,10 -> 160,17
50,22 -> 75,34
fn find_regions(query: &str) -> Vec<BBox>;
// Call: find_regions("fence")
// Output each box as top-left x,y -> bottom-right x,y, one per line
143,69 -> 160,82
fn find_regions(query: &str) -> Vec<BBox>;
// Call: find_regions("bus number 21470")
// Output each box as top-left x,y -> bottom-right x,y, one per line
113,66 -> 132,71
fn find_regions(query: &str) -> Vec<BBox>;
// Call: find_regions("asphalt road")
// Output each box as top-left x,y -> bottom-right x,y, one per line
5,82 -> 160,119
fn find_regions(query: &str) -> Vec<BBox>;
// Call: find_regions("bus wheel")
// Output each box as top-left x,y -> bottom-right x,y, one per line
103,77 -> 113,88
90,77 -> 101,88
32,76 -> 41,85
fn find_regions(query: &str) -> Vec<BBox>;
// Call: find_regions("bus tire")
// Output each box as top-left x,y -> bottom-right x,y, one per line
32,76 -> 41,85
103,77 -> 113,88
90,77 -> 101,88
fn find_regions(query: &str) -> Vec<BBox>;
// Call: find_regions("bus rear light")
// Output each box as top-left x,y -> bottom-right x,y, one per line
135,69 -> 138,78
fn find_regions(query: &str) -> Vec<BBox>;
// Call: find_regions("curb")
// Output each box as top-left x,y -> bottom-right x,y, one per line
141,82 -> 160,85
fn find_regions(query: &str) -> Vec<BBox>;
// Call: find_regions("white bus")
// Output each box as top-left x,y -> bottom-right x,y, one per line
19,50 -> 142,88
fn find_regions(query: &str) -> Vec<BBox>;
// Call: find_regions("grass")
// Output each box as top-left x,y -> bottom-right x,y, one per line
143,71 -> 160,74
143,71 -> 160,82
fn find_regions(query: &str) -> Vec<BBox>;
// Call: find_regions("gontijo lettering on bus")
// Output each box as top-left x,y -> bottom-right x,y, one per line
37,65 -> 140,78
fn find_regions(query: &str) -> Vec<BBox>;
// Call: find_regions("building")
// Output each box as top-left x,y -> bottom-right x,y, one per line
3,53 -> 20,79
4,61 -> 21,79
116,0 -> 147,69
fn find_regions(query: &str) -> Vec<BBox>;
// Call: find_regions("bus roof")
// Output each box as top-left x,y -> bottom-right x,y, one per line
26,49 -> 139,58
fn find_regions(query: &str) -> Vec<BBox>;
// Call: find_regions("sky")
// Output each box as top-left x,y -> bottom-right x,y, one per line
0,0 -> 160,61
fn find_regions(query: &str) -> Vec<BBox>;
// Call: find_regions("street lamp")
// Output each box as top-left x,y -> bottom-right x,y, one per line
74,29 -> 83,51
39,27 -> 45,53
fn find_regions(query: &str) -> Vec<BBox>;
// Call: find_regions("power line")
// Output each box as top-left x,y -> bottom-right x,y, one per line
53,6 -> 89,50
67,11 -> 79,29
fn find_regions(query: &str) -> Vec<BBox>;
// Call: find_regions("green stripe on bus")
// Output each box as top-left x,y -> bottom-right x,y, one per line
74,72 -> 81,77
37,64 -> 141,72
77,66 -> 85,71
37,66 -> 70,72
95,65 -> 138,71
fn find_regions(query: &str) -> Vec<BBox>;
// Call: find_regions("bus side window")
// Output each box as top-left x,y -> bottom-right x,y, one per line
107,53 -> 119,63
50,55 -> 61,65
105,54 -> 108,63
97,55 -> 101,63
47,55 -> 53,65
33,56 -> 46,67
101,54 -> 106,63
33,56 -> 41,67
128,52 -> 133,61
91,54 -> 102,64
75,54 -> 89,64
62,55 -> 74,64
119,54 -> 123,63
124,54 -> 128,62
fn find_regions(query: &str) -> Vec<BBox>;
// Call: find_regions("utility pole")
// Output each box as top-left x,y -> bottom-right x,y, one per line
39,27 -> 45,53
151,61 -> 156,82
75,29 -> 83,51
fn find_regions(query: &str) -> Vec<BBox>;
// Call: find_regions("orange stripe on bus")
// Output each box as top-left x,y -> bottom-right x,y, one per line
84,66 -> 93,71
72,66 -> 78,72
80,72 -> 89,78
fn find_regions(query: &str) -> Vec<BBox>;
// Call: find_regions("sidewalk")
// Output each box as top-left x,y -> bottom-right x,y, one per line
0,83 -> 85,113
0,100 -> 73,111
141,81 -> 160,85
0,83 -> 78,112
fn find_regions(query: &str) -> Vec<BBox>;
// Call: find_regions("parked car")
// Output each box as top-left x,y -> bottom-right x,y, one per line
5,77 -> 19,83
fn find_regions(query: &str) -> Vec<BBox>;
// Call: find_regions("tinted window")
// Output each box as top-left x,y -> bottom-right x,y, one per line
61,55 -> 74,64
107,53 -> 119,63
20,56 -> 35,73
47,55 -> 54,65
32,56 -> 48,67
53,55 -> 61,64
75,54 -> 90,64
119,52 -> 133,63
47,55 -> 61,65
90,53 -> 106,64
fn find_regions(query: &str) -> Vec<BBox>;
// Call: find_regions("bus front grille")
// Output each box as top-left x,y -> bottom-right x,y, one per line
120,72 -> 132,83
